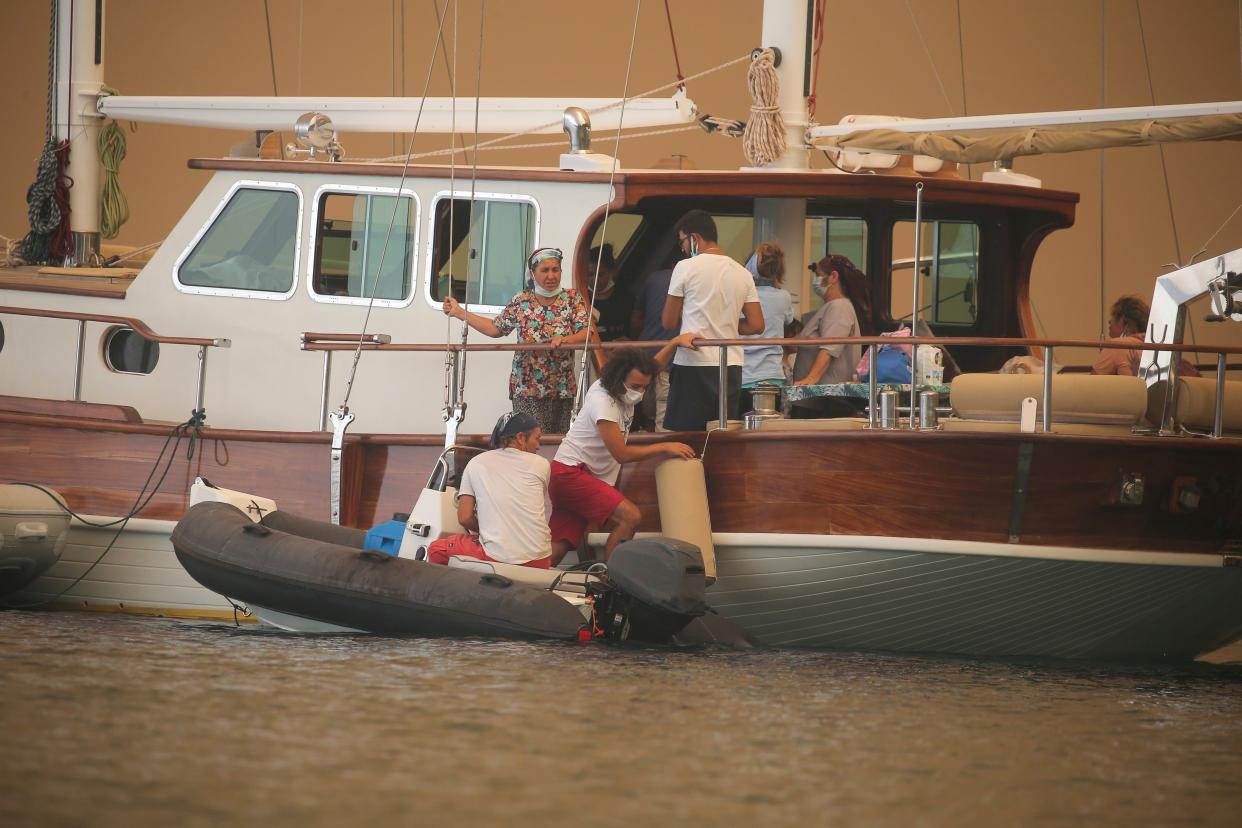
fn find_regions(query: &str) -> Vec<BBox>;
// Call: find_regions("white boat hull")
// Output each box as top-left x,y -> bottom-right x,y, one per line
707,533 -> 1242,660
15,520 -> 1242,660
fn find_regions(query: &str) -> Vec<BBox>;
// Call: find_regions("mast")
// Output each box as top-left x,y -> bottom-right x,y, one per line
753,0 -> 812,285
56,0 -> 105,266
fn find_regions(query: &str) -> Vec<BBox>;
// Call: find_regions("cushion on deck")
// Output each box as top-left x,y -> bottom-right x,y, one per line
950,373 -> 1147,426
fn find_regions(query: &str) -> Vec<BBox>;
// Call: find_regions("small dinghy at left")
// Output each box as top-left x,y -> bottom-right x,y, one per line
0,484 -> 71,599
171,500 -> 729,644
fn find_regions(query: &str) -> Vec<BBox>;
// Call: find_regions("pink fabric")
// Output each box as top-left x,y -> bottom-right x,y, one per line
855,326 -> 911,377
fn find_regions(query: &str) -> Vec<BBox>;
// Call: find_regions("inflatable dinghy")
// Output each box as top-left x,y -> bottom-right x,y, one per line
0,484 -> 70,598
172,501 -> 720,643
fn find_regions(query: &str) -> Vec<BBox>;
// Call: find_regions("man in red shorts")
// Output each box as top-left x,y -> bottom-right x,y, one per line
428,411 -> 553,569
550,336 -> 699,562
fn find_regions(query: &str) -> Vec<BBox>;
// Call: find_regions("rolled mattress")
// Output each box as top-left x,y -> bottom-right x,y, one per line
171,502 -> 586,639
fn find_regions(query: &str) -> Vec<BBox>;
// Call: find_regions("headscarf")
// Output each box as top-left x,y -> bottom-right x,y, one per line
489,411 -> 540,449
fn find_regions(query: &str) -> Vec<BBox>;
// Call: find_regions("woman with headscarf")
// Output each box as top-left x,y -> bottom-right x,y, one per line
741,242 -> 795,409
443,247 -> 589,433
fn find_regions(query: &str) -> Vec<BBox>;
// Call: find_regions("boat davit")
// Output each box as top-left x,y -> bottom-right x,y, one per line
171,501 -> 737,643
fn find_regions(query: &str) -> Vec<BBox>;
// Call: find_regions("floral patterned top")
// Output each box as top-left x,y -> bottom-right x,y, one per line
492,288 -> 590,400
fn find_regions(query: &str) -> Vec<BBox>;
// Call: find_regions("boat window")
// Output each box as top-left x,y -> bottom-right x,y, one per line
590,214 -> 643,257
801,217 -> 870,317
103,326 -> 159,375
0,319 -> 4,354
427,193 -> 539,312
176,185 -> 300,298
310,189 -> 417,304
890,220 -> 980,326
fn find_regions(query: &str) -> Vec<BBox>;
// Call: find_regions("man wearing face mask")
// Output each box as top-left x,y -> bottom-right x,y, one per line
790,254 -> 864,418
549,337 -> 700,562
662,210 -> 765,431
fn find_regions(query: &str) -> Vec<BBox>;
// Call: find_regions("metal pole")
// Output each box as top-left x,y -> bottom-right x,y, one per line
72,320 -> 86,401
319,351 -> 333,431
1213,352 -> 1226,438
718,345 -> 728,430
1042,346 -> 1053,432
867,343 -> 878,428
194,345 -> 208,414
910,182 -> 924,428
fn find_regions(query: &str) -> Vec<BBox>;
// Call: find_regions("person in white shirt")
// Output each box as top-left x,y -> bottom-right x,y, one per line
661,209 -> 764,431
427,411 -> 554,569
550,335 -> 700,561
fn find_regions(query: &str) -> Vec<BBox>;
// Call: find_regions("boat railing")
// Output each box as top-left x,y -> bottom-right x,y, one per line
301,333 -> 1242,439
0,305 -> 231,416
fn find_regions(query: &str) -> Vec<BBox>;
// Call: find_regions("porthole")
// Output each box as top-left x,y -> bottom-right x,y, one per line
0,318 -> 5,353
103,326 -> 159,375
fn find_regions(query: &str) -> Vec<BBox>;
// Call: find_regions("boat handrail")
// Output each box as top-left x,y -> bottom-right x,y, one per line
301,332 -> 1238,439
0,304 -> 231,416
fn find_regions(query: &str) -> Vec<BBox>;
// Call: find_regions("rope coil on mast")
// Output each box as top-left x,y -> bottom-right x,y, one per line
742,48 -> 786,167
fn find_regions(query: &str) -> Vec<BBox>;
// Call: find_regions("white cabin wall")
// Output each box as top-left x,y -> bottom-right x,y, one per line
3,0 -> 1240,374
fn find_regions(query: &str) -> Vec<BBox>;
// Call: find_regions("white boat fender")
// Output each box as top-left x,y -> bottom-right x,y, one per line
654,458 -> 716,584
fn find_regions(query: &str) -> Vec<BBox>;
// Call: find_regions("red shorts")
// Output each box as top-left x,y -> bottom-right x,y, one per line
548,461 -> 626,549
426,533 -> 551,569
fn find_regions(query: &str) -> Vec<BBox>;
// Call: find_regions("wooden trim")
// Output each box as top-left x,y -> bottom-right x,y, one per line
0,275 -> 129,299
0,395 -> 141,423
0,305 -> 225,347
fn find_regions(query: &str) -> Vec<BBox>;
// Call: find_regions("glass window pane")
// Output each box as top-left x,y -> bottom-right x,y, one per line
312,193 -> 413,300
179,189 -> 297,292
805,217 -> 869,316
890,220 -> 979,326
431,197 -> 536,308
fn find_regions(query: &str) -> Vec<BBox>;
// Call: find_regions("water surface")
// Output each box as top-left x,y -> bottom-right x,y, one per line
2,612 -> 1240,826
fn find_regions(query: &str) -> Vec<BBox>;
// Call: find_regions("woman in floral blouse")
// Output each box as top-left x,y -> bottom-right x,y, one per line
442,247 -> 590,433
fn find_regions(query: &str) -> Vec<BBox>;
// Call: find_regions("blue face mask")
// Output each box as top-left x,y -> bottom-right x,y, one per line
689,237 -> 700,258
812,279 -> 828,299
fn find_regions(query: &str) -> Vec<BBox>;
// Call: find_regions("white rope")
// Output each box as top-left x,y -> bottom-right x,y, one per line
742,48 -> 786,167
572,0 -> 645,415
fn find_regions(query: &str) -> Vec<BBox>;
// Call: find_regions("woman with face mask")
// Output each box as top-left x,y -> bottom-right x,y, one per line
443,247 -> 590,433
790,254 -> 866,418
548,338 -> 700,562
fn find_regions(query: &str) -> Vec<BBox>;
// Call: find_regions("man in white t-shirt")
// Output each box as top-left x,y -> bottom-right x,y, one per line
427,411 -> 554,569
661,209 -> 764,431
550,337 -> 699,561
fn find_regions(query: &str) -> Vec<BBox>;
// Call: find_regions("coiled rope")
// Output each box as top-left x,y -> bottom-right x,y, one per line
98,88 -> 132,240
742,48 -> 786,167
19,0 -> 72,265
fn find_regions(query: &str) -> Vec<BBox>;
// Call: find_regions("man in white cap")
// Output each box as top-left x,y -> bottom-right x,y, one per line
427,411 -> 554,569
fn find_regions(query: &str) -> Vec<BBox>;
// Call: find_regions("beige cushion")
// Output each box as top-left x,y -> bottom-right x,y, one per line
940,419 -> 1140,437
1172,377 -> 1242,431
950,373 -> 1147,426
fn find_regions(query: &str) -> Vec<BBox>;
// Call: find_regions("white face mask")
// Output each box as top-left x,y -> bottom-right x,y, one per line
533,284 -> 563,298
622,387 -> 645,405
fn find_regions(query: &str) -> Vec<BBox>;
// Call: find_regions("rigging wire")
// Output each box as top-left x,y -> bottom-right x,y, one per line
263,0 -> 279,96
574,0 -> 645,412
1099,0 -> 1107,340
807,0 -> 827,119
336,0 -> 455,412
371,51 -> 753,164
904,0 -> 957,118
662,0 -> 685,84
954,0 -> 970,180
1135,1 -> 1183,267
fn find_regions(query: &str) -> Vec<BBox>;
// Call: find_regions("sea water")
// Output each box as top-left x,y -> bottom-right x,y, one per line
2,611 -> 1240,826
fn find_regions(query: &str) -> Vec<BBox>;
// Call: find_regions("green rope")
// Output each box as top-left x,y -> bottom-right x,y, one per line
98,86 -> 131,241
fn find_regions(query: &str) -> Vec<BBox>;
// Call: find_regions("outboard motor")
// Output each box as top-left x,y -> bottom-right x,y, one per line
599,538 -> 708,643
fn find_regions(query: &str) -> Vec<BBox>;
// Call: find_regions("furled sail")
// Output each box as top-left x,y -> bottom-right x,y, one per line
811,113 -> 1242,164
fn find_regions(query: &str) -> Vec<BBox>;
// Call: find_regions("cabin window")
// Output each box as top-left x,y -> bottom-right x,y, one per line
427,193 -> 539,312
310,188 -> 418,305
0,319 -> 5,354
175,183 -> 301,299
889,220 -> 980,326
103,326 -> 159,375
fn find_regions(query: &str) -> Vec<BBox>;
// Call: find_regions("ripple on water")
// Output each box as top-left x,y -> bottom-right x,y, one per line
1,612 -> 1241,827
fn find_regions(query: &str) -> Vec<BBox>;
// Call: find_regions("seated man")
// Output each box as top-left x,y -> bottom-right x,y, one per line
427,411 -> 553,569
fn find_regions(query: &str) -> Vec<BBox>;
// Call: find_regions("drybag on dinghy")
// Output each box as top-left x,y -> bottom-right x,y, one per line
172,502 -> 587,639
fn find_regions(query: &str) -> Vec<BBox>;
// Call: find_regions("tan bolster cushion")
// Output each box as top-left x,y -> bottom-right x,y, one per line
1173,377 -> 1242,431
950,373 -> 1147,425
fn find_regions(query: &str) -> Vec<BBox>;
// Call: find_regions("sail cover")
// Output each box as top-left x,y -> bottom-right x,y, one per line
811,114 -> 1242,163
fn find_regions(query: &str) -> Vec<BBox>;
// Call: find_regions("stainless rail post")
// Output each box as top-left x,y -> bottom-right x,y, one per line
72,320 -> 86,401
910,182 -> 924,428
319,351 -> 333,432
194,345 -> 208,414
718,345 -> 728,430
867,343 -> 878,428
444,348 -> 466,449
1042,346 -> 1053,432
1214,352 -> 1226,438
